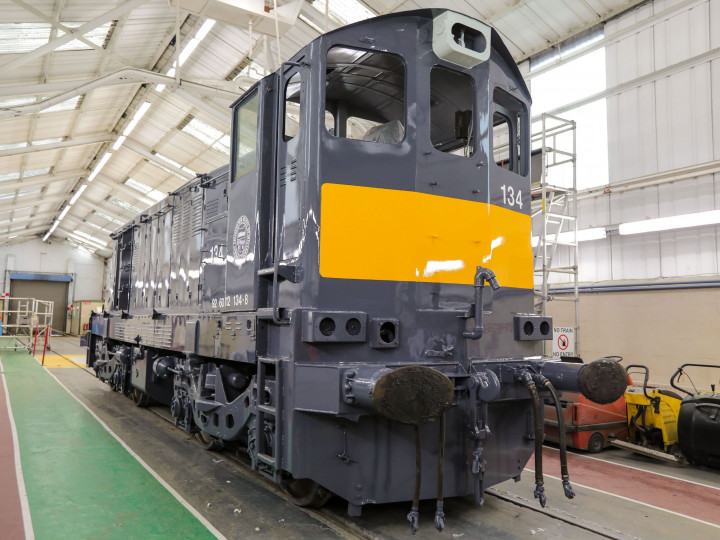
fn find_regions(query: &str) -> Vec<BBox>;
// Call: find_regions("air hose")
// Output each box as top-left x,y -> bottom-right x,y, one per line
407,424 -> 422,534
543,379 -> 575,499
516,370 -> 546,507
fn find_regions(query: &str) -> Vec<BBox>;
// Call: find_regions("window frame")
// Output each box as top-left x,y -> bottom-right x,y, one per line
323,44 -> 408,145
231,87 -> 260,183
429,64 -> 477,159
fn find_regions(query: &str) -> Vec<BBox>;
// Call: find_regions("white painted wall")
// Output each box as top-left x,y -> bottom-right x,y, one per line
0,239 -> 105,301
539,0 -> 720,283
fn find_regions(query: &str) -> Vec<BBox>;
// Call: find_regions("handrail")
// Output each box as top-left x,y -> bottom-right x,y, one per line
0,296 -> 54,356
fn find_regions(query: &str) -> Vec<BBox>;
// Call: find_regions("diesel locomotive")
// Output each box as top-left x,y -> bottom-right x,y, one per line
86,9 -> 626,533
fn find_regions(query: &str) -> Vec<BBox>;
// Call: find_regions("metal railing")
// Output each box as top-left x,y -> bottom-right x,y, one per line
0,297 -> 54,362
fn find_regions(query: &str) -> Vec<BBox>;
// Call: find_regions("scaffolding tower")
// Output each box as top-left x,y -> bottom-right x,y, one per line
531,113 -> 579,355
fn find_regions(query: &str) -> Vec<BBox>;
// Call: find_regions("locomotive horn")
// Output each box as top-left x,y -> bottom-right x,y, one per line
540,356 -> 627,404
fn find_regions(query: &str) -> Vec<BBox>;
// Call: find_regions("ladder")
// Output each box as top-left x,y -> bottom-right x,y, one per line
253,354 -> 284,482
531,113 -> 579,356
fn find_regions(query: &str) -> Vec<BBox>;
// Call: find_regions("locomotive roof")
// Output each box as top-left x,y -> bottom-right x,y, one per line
315,8 -> 530,101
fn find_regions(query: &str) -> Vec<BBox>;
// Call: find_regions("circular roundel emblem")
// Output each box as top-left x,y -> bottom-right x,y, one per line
232,215 -> 251,260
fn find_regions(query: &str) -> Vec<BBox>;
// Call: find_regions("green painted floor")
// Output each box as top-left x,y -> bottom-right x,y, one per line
1,351 -> 217,540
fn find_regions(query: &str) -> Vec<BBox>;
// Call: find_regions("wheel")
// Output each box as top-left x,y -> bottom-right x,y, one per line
282,478 -> 332,508
587,432 -> 605,453
196,430 -> 223,451
132,388 -> 150,407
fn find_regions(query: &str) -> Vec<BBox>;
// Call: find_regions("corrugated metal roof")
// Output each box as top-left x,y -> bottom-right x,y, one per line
0,0 -> 643,255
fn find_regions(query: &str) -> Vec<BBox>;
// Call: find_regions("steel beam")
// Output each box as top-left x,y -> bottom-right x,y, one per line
0,136 -> 110,157
0,0 -> 151,74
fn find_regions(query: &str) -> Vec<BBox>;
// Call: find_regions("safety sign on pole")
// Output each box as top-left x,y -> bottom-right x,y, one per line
552,326 -> 575,358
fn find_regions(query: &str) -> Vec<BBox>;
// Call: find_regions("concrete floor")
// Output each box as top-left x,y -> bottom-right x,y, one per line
2,335 -> 719,539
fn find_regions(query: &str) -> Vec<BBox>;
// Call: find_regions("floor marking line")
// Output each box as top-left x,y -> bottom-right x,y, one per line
44,366 -> 227,540
0,358 -> 35,540
524,467 -> 720,530
545,446 -> 720,492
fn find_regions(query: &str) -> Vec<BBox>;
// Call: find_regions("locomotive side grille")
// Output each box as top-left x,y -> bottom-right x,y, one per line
205,198 -> 219,219
153,325 -> 172,347
131,235 -> 141,272
192,191 -> 203,232
112,323 -> 125,341
181,197 -> 192,240
172,209 -> 181,246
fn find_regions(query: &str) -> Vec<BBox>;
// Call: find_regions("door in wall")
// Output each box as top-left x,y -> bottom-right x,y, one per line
9,279 -> 69,333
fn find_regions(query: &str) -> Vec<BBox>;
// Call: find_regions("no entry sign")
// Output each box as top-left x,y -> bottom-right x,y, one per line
552,326 -> 575,357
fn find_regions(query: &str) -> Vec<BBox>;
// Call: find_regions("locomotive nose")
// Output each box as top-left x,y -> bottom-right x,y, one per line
345,365 -> 454,424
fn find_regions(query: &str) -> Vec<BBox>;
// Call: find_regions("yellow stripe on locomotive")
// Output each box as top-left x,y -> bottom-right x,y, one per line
319,183 -> 533,289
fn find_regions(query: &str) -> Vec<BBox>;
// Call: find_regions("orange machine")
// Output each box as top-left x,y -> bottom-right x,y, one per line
544,389 -> 628,453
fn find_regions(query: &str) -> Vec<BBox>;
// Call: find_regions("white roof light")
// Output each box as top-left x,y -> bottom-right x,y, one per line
0,172 -> 20,182
32,138 -> 63,146
107,195 -> 141,214
40,96 -> 81,114
24,167 -> 51,178
619,210 -> 720,235
69,184 -> 88,205
58,206 -> 70,220
72,230 -> 107,247
0,141 -> 28,151
88,152 -> 112,182
183,118 -> 224,145
195,19 -> 216,42
122,102 -> 152,137
112,135 -> 126,151
93,210 -> 123,225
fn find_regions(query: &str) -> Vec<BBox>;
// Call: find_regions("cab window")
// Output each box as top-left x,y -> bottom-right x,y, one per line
325,46 -> 405,144
430,66 -> 475,157
492,88 -> 528,175
233,90 -> 259,181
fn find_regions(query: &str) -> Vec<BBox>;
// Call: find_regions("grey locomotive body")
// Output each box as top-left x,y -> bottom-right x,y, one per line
87,9 -> 625,531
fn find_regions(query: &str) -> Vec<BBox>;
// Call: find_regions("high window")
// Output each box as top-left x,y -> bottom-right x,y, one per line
325,46 -> 405,144
233,91 -> 259,180
430,66 -> 475,157
492,88 -> 528,175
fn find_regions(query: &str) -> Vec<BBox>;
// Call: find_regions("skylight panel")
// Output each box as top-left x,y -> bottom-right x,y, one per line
73,229 -> 107,246
0,97 -> 35,108
107,196 -> 141,214
0,172 -> 20,182
124,177 -> 152,194
18,188 -> 41,197
93,210 -> 123,225
183,118 -> 224,146
24,167 -> 51,178
0,142 -> 27,151
0,193 -> 14,200
154,153 -> 196,176
56,22 -> 113,51
40,96 -> 81,114
33,138 -> 63,146
0,22 -> 51,54
84,220 -> 112,233
308,0 -> 374,27
235,60 -> 267,81
213,135 -> 231,156
147,189 -> 165,202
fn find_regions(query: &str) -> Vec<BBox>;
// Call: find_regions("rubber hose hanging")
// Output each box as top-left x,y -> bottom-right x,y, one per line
517,370 -> 546,507
407,424 -> 422,534
544,380 -> 575,499
434,414 -> 446,532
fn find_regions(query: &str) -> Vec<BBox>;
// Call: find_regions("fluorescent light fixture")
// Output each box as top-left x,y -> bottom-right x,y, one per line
112,135 -> 126,150
43,219 -> 60,241
88,152 -> 112,182
71,230 -> 107,247
195,19 -> 216,42
122,102 -> 151,137
179,38 -> 199,66
58,206 -> 70,220
69,184 -> 87,205
619,210 -> 720,235
298,14 -> 324,34
93,210 -> 123,225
